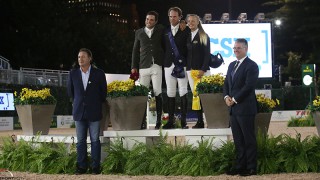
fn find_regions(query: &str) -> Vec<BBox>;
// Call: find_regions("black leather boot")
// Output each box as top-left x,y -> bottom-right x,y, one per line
192,110 -> 204,128
180,95 -> 188,129
140,111 -> 147,129
155,94 -> 163,129
163,97 -> 175,129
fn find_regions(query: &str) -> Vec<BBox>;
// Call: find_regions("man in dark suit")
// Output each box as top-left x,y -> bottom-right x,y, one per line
162,7 -> 190,129
223,38 -> 259,176
131,11 -> 164,129
67,48 -> 107,175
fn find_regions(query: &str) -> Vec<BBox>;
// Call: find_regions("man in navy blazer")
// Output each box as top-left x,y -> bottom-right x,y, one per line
223,39 -> 259,176
67,48 -> 107,175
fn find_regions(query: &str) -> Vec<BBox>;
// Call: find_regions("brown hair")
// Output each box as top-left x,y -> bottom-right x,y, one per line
146,11 -> 159,22
168,7 -> 182,18
79,48 -> 93,59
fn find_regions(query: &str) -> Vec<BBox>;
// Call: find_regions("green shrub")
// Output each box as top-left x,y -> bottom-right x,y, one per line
287,114 -> 315,127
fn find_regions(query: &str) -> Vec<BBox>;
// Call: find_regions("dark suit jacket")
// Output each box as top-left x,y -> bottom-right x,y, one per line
67,67 -> 107,122
163,26 -> 190,67
131,24 -> 165,70
186,32 -> 210,71
223,57 -> 259,115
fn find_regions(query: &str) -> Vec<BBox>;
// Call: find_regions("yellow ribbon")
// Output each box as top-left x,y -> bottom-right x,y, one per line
191,70 -> 201,110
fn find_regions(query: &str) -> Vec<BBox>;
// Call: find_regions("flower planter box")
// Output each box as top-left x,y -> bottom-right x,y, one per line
107,96 -> 148,130
199,93 -> 229,128
311,112 -> 320,136
255,112 -> 272,137
15,104 -> 56,135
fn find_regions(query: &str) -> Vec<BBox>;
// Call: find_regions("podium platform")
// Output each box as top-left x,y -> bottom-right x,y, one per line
103,128 -> 232,149
16,128 -> 232,159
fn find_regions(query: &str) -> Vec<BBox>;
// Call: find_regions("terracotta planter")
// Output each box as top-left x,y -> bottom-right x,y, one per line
255,112 -> 272,137
199,93 -> 229,128
107,96 -> 148,130
311,112 -> 320,136
15,104 -> 56,135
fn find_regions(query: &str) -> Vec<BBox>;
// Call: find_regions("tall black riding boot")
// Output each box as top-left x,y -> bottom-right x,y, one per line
155,94 -> 163,129
163,97 -> 175,129
140,111 -> 147,129
192,110 -> 204,128
180,95 -> 189,129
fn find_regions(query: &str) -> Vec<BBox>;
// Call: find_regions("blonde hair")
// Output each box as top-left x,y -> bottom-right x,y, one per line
186,14 -> 207,46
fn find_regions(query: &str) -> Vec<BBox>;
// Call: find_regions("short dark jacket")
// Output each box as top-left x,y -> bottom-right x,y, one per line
186,32 -> 210,71
163,26 -> 190,67
223,57 -> 259,115
131,24 -> 165,70
67,67 -> 107,121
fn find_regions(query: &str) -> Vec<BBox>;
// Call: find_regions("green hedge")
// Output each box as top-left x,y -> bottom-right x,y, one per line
1,132 -> 320,175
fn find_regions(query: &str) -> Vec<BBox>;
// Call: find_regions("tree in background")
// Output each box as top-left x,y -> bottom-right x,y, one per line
265,0 -> 320,65
0,0 -> 134,73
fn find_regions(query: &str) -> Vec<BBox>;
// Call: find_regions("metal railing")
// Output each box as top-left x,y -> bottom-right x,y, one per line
0,55 -> 11,70
0,68 -> 69,87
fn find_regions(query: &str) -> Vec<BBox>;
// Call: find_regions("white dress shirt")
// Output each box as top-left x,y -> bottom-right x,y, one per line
145,27 -> 154,38
80,65 -> 91,90
191,28 -> 199,41
171,24 -> 179,36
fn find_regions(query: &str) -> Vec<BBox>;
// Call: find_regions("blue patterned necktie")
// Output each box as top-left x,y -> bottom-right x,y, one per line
231,60 -> 239,80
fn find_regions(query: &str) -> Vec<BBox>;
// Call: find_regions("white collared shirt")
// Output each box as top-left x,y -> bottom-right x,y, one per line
145,27 -> 154,38
81,65 -> 91,90
191,28 -> 199,41
171,24 -> 179,36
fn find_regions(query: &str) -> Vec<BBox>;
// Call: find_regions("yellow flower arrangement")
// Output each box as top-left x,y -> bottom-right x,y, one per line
308,96 -> 320,112
196,73 -> 225,94
256,93 -> 279,113
14,88 -> 56,105
107,79 -> 149,98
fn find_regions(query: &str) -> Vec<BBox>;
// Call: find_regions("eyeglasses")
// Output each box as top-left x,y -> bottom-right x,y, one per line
233,47 -> 245,50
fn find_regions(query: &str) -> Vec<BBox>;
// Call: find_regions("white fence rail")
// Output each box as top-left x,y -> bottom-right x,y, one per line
0,68 -> 69,87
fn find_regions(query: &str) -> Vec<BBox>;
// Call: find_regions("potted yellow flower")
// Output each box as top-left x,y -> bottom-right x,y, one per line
107,79 -> 149,130
195,73 -> 229,128
256,93 -> 279,136
308,96 -> 320,136
14,88 -> 56,135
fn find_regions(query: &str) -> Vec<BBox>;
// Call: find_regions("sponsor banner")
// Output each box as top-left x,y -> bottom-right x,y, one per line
271,110 -> 310,122
57,115 -> 74,128
203,23 -> 273,78
0,117 -> 13,131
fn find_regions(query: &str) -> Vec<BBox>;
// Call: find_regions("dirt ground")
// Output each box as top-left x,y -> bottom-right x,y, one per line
1,121 -> 320,179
